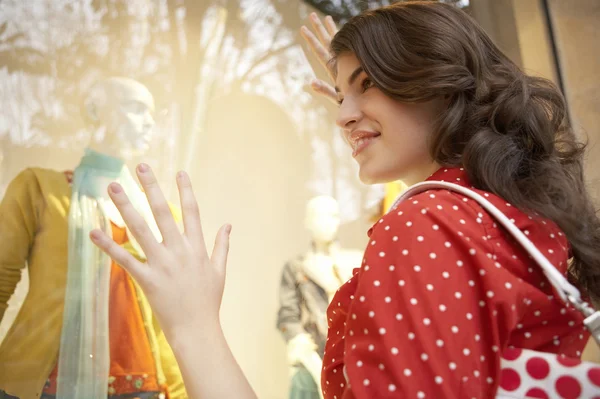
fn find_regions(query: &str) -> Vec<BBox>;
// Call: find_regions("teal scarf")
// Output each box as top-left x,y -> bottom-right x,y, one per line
56,149 -> 161,398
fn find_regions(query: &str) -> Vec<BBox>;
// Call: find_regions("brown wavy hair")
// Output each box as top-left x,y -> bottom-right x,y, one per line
330,1 -> 600,299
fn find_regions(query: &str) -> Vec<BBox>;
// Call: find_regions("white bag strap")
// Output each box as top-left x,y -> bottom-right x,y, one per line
389,180 -> 600,347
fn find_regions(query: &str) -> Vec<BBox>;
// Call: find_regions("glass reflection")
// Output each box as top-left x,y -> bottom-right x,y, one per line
1,0 -> 581,398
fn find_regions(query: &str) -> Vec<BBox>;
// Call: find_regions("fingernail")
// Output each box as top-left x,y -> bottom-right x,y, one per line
90,230 -> 102,240
177,171 -> 187,181
301,26 -> 308,34
225,224 -> 232,235
311,12 -> 318,20
137,163 -> 149,173
109,183 -> 122,193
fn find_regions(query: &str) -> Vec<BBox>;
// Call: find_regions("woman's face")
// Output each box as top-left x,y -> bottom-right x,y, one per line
334,53 -> 444,185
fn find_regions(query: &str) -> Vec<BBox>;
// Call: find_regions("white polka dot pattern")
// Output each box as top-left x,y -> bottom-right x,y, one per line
321,167 -> 586,399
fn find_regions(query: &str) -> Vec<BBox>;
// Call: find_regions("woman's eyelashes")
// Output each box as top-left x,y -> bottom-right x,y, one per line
336,77 -> 374,106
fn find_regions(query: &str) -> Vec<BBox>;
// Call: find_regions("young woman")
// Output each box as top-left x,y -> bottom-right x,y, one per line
91,2 -> 600,398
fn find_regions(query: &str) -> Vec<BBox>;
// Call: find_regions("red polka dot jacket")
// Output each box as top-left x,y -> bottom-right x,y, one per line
322,167 -> 589,398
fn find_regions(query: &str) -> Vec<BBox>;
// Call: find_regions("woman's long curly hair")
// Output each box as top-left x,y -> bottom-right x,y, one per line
330,1 -> 600,299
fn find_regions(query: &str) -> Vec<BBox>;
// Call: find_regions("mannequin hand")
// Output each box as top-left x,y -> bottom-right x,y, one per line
301,13 -> 338,103
90,164 -> 231,341
287,333 -> 318,364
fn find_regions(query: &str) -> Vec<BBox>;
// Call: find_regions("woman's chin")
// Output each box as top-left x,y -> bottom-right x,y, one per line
358,167 -> 394,185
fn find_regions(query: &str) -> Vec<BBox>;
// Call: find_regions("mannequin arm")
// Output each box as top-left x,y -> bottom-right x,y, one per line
0,170 -> 40,321
277,265 -> 324,398
276,263 -> 307,341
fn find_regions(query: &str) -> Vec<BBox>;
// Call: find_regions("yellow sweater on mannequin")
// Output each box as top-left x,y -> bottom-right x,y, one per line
0,168 -> 186,399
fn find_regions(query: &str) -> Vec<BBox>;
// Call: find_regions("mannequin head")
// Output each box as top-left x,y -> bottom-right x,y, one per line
305,195 -> 340,244
84,77 -> 155,160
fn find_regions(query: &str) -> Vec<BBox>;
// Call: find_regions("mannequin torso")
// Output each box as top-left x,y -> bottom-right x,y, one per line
302,243 -> 362,301
0,78 -> 185,399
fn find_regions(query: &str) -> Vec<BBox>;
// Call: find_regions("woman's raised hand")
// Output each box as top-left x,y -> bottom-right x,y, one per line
91,165 -> 258,399
90,164 -> 230,340
301,12 -> 339,103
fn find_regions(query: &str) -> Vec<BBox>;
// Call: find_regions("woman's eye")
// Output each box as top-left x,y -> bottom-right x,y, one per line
337,98 -> 344,105
362,78 -> 374,91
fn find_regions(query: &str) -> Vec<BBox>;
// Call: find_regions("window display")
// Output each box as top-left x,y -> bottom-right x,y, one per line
0,0 -> 597,398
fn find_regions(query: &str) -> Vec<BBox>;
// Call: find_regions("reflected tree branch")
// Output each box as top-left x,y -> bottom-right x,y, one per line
238,42 -> 297,84
302,0 -> 470,23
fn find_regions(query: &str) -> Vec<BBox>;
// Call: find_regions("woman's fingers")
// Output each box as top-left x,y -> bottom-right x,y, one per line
311,79 -> 338,103
136,164 -> 181,246
211,224 -> 231,272
309,12 -> 332,47
108,182 -> 160,255
300,26 -> 332,70
301,13 -> 340,104
90,229 -> 147,281
177,171 -> 206,247
324,15 -> 338,37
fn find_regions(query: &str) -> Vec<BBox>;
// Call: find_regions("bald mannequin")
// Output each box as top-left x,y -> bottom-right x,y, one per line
0,76 -> 156,341
86,77 -> 155,160
84,77 -> 156,222
278,196 -> 362,399
0,77 -> 186,399
305,196 -> 339,245
302,195 -> 360,298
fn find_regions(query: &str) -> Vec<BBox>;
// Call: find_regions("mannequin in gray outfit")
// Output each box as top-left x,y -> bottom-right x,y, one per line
277,196 -> 362,399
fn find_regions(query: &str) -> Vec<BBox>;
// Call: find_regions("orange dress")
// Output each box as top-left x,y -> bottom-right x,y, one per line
43,224 -> 165,398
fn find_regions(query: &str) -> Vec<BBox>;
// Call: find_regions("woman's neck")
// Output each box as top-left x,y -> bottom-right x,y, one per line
401,161 -> 442,186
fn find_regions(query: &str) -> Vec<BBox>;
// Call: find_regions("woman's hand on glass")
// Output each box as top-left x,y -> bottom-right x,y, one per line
301,12 -> 338,103
90,164 -> 231,341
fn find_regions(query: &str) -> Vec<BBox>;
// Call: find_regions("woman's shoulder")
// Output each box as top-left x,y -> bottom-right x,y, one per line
370,184 -> 568,268
377,183 -> 559,234
374,187 -> 484,233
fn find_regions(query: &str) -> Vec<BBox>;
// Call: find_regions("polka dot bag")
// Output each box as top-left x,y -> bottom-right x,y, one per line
392,181 -> 600,399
